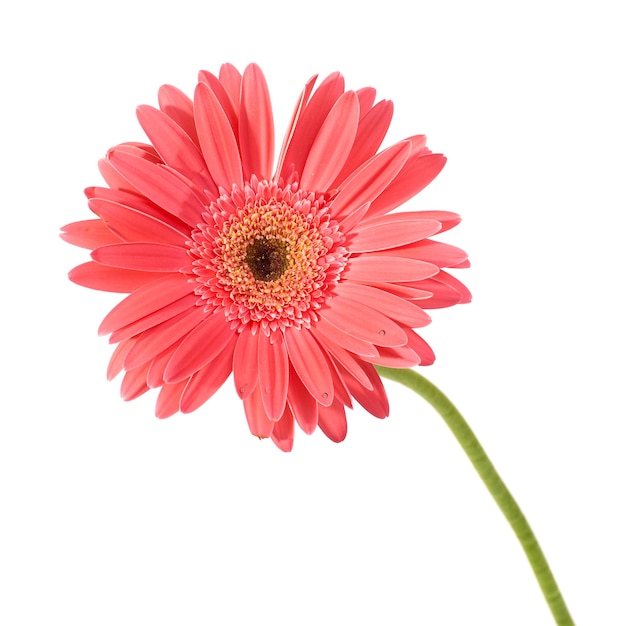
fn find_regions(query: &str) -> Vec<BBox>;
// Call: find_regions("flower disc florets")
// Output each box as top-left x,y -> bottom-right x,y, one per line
190,178 -> 348,334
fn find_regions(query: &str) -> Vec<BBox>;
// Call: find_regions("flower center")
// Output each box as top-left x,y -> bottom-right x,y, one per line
245,236 -> 289,282
188,178 -> 349,334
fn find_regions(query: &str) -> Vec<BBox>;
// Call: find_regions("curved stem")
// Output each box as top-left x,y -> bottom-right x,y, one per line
376,366 -> 575,626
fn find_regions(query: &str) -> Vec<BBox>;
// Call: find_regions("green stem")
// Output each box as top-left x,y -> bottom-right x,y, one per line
376,366 -> 575,626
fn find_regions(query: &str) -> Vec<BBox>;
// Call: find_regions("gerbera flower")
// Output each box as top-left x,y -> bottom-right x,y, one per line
61,63 -> 470,451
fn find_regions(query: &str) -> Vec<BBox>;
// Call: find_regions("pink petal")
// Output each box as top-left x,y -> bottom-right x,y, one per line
348,215 -> 442,252
107,338 -> 135,381
122,304 -> 206,370
232,328 -> 260,399
406,330 -> 436,365
88,198 -> 189,246
331,100 -> 394,188
329,141 -> 411,222
243,385 -> 274,439
356,87 -> 377,113
319,296 -> 408,347
155,380 -> 188,418
146,338 -> 185,388
109,292 -> 199,344
98,274 -> 195,336
401,210 -> 462,234
108,150 -> 207,227
92,242 -> 189,273
333,282 -> 431,328
164,312 -> 234,383
324,343 -> 374,391
360,342 -> 421,368
86,187 -> 190,236
198,70 -> 239,136
270,405 -> 295,452
136,104 -> 217,195
278,72 -> 345,179
275,74 -> 317,180
158,84 -> 199,147
218,63 -> 242,116
317,399 -> 347,443
194,82 -> 243,190
311,316 -> 379,358
343,362 -> 389,418
287,364 -> 319,435
180,334 -> 237,413
60,219 -> 121,249
284,327 -> 333,406
120,363 -> 151,401
377,240 -> 469,268
258,333 -> 289,421
367,153 -> 447,219
239,64 -> 274,181
69,261 -> 169,293
343,255 -> 438,283
300,91 -> 360,192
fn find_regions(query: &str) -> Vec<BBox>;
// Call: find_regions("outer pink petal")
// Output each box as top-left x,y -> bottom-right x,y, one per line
158,84 -> 199,146
286,364 -> 319,435
366,153 -> 447,219
109,292 -> 199,344
258,333 -> 289,421
136,104 -> 217,195
120,363 -> 151,401
300,91 -> 360,192
198,70 -> 239,136
319,296 -> 407,348
348,216 -> 442,252
343,255 -> 438,283
107,150 -> 207,227
91,242 -> 189,273
284,328 -> 333,406
155,380 -> 188,418
60,219 -> 121,249
312,316 -> 379,358
329,141 -> 411,222
324,342 -> 374,390
69,262 -> 169,293
194,82 -> 243,189
360,342 -> 421,368
98,274 -> 195,336
180,334 -> 237,413
317,399 -> 348,443
274,74 -> 317,181
239,64 -> 274,181
86,187 -> 190,236
218,63 -> 242,116
164,312 -> 234,383
232,328 -> 260,399
146,338 -> 185,388
270,405 -> 295,452
331,100 -> 394,188
406,330 -> 436,365
279,72 -> 345,179
243,385 -> 274,439
88,198 -> 189,246
379,240 -> 469,268
333,282 -> 432,328
343,362 -> 389,418
107,338 -> 136,381
122,304 -> 206,370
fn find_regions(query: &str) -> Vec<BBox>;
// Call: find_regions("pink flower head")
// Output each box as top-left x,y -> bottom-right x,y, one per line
61,63 -> 471,451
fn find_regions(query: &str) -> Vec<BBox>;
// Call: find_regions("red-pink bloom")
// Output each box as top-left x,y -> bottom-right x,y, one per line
62,63 -> 470,451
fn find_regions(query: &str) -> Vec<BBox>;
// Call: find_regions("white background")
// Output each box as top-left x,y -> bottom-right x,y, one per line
1,1 -> 624,624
